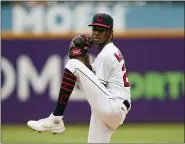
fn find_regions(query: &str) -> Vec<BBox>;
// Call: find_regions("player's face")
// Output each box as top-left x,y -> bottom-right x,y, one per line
92,26 -> 109,45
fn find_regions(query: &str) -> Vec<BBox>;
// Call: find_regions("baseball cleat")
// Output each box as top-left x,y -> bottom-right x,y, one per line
27,113 -> 65,134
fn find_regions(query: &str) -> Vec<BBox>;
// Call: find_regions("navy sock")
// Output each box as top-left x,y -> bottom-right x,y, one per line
53,68 -> 77,116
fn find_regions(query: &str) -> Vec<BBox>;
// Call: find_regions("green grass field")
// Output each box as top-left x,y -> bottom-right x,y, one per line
1,123 -> 184,143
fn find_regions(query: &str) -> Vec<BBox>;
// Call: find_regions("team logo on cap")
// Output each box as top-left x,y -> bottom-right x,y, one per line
97,14 -> 103,22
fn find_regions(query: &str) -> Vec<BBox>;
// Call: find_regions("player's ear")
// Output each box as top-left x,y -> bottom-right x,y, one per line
109,29 -> 113,39
111,29 -> 113,34
110,29 -> 113,41
108,28 -> 113,35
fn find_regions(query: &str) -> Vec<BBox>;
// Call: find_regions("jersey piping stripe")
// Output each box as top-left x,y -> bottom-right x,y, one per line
99,79 -> 107,84
76,68 -> 110,96
99,79 -> 107,83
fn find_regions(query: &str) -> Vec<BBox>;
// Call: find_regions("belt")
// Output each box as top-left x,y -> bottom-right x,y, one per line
123,100 -> 130,110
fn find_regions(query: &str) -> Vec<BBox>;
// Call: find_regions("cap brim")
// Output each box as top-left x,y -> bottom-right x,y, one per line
88,23 -> 110,28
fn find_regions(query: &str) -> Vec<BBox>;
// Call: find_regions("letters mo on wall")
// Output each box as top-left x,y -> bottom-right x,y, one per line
12,3 -> 126,33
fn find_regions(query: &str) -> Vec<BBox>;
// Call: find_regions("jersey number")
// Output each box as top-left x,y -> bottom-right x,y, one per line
114,52 -> 130,87
122,64 -> 130,87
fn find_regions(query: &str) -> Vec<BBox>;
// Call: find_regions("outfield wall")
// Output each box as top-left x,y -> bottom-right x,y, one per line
1,31 -> 184,124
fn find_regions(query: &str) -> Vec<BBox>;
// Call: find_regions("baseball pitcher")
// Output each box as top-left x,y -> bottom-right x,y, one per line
27,13 -> 131,143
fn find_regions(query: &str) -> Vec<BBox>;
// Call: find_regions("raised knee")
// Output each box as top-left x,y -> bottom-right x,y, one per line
65,59 -> 81,74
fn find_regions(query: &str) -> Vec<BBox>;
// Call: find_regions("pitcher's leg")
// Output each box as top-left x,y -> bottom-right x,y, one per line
66,59 -> 112,112
88,111 -> 113,143
65,59 -> 122,129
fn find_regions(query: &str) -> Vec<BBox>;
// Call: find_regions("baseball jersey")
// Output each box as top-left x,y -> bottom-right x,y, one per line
92,42 -> 131,102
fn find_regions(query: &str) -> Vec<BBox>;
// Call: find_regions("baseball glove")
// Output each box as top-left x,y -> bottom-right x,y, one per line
68,34 -> 94,59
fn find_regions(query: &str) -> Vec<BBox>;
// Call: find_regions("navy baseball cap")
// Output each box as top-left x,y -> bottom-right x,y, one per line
88,13 -> 113,29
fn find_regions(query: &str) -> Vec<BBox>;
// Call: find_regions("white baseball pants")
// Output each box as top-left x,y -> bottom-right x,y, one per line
65,59 -> 129,143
